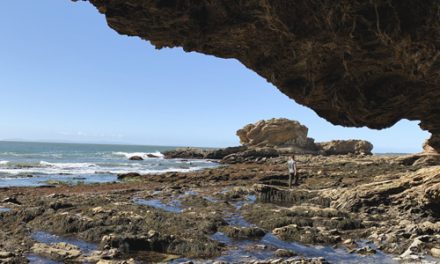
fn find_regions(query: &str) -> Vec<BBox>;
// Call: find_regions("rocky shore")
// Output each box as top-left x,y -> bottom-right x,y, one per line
1,152 -> 439,263
0,119 -> 438,263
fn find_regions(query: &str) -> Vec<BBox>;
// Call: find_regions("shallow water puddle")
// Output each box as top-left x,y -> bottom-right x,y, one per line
184,190 -> 198,196
27,254 -> 63,264
210,195 -> 401,264
134,198 -> 182,213
134,189 -> 198,213
203,196 -> 218,203
230,194 -> 257,209
210,231 -> 401,263
224,212 -> 254,227
261,234 -> 399,264
0,207 -> 11,212
31,231 -> 97,255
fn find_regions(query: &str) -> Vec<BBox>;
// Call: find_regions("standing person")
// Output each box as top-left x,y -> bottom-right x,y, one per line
287,155 -> 297,188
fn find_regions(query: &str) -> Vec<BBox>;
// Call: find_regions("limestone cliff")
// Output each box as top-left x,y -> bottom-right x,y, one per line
75,0 -> 440,152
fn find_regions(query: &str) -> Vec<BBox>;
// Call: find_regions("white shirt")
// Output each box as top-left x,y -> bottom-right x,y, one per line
288,159 -> 296,173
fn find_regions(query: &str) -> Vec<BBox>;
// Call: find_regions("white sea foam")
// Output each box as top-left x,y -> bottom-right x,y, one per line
0,161 -> 9,166
0,168 -> 96,176
103,166 -> 203,175
0,152 -> 63,158
112,151 -> 164,159
39,161 -> 97,168
0,166 -> 202,176
0,160 -> 212,177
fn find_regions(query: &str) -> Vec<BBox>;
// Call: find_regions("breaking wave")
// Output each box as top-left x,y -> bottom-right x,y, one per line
112,151 -> 164,159
0,159 -> 214,176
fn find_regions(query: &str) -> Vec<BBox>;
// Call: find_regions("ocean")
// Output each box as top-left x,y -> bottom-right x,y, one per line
0,141 -> 217,188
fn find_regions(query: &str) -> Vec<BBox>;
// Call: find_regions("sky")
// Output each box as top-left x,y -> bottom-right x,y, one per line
0,1 -> 430,153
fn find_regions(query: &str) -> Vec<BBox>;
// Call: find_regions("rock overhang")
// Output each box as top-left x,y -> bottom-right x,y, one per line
74,0 -> 440,152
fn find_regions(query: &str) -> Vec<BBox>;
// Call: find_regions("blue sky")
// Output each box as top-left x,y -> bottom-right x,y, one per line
0,1 -> 430,152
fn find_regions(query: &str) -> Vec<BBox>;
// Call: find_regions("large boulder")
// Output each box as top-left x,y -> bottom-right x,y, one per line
129,156 -> 144,161
237,118 -> 311,148
316,140 -> 373,155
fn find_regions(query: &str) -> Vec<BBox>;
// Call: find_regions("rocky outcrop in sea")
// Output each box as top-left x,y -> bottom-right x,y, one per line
164,118 -> 374,161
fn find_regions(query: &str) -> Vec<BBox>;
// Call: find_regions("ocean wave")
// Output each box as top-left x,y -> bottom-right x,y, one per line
0,168 -> 97,176
0,161 -> 9,165
112,151 -> 164,159
0,161 -> 97,175
39,161 -> 97,168
96,166 -> 203,175
0,158 -> 215,177
0,166 -> 205,177
0,152 -> 63,158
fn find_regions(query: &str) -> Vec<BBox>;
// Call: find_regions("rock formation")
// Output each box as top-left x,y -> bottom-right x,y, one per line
129,156 -> 144,161
162,147 -> 207,159
222,147 -> 280,164
317,140 -> 373,156
237,118 -> 373,155
74,0 -> 440,153
237,118 -> 314,149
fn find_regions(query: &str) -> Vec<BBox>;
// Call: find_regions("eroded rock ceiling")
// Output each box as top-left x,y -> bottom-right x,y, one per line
76,0 -> 440,151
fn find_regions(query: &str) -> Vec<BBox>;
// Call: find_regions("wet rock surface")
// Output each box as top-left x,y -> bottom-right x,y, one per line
128,156 -> 143,161
0,154 -> 439,263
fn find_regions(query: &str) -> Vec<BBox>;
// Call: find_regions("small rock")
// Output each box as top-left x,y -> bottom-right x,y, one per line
117,172 -> 141,179
129,156 -> 143,161
147,230 -> 158,238
2,197 -> 21,205
343,238 -> 357,249
220,226 -> 266,239
274,248 -> 296,257
269,258 -> 283,264
31,242 -> 82,260
353,246 -> 376,255
100,248 -> 120,259
46,193 -> 67,199
400,236 -> 425,259
92,207 -> 105,214
0,251 -> 14,258
431,248 -> 440,258
256,244 -> 267,250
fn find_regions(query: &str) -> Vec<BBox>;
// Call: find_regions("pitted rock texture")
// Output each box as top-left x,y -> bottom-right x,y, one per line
78,0 -> 440,151
237,118 -> 312,148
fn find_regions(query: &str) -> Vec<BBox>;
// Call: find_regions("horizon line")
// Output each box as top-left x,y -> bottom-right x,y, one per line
0,139 -> 216,149
0,139 -> 415,154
